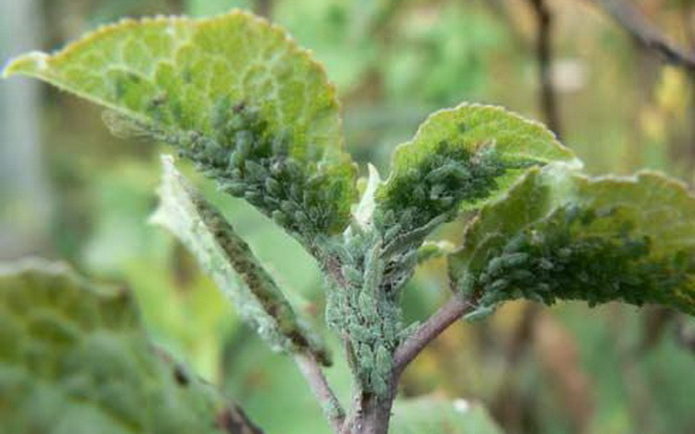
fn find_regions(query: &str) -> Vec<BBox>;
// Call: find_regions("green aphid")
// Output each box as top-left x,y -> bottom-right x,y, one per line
486,256 -> 505,276
501,252 -> 530,267
488,278 -> 509,293
244,160 -> 268,180
425,166 -> 457,184
508,269 -> 535,283
271,210 -> 290,227
503,233 -> 528,254
539,258 -> 554,270
557,247 -> 572,258
341,265 -> 363,286
448,164 -> 472,180
383,223 -> 402,242
222,181 -> 246,196
280,200 -> 297,214
429,183 -> 446,200
244,190 -> 263,205
228,150 -> 245,169
234,130 -> 254,153
358,290 -> 378,319
463,305 -> 496,322
294,210 -> 310,226
375,345 -> 392,373
265,177 -> 282,197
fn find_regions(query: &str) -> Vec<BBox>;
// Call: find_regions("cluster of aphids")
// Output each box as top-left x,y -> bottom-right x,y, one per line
378,139 -> 510,234
326,229 -> 402,397
472,204 -> 670,309
174,99 -> 347,241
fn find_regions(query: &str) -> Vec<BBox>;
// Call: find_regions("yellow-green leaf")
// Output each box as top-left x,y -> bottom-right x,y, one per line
450,165 -> 695,316
3,10 -> 357,243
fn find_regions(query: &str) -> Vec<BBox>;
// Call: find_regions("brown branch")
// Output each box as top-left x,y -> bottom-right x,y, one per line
153,345 -> 265,434
393,295 -> 474,376
216,403 -> 265,434
294,353 -> 345,433
588,0 -> 695,71
528,0 -> 563,138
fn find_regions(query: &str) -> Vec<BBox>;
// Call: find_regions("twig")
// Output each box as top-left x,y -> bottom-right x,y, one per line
588,0 -> 695,71
528,0 -> 563,137
216,403 -> 265,434
294,353 -> 345,433
152,344 -> 265,433
393,295 -> 474,376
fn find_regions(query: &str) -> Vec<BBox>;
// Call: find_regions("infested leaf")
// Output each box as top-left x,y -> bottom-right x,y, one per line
3,10 -> 357,246
0,259 -> 238,434
150,155 -> 330,364
376,103 -> 578,238
450,165 -> 695,315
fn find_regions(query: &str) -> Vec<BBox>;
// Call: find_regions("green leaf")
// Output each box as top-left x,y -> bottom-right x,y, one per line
3,10 -> 357,245
390,396 -> 502,434
150,155 -> 331,364
375,104 -> 578,239
449,165 -> 695,316
0,259 -> 242,434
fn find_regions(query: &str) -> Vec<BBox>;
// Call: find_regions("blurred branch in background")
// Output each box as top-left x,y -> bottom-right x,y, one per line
527,0 -> 563,138
589,0 -> 695,175
255,0 -> 272,18
0,0 -> 52,259
588,0 -> 695,71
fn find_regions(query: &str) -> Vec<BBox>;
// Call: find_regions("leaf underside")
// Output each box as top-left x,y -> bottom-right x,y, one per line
450,166 -> 695,316
0,260 -> 229,433
151,156 -> 330,364
3,10 -> 357,245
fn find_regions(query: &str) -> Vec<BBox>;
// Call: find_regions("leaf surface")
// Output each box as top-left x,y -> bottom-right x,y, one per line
3,10 -> 357,243
0,259 -> 238,434
449,166 -> 695,316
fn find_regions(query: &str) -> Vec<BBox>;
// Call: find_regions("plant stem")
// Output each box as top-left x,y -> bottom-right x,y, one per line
341,387 -> 397,434
393,295 -> 473,376
339,295 -> 474,434
216,402 -> 265,434
294,352 -> 345,432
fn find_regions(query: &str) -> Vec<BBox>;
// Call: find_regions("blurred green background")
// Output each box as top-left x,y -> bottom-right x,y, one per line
1,0 -> 694,433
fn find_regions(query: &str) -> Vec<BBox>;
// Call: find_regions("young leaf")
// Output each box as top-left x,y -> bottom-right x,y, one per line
3,10 -> 357,246
150,155 -> 330,364
0,259 -> 255,434
450,165 -> 695,315
375,104 -> 578,240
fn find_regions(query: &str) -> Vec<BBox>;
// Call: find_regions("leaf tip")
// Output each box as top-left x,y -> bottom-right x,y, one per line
2,51 -> 49,78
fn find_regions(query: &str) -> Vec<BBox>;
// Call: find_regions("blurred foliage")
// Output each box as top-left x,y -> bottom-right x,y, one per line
0,260 -> 232,434
2,0 -> 695,433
